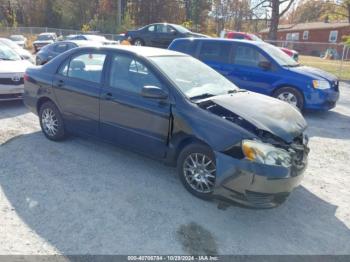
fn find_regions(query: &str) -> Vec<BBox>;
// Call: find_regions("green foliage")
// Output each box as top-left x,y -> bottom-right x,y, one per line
343,35 -> 350,46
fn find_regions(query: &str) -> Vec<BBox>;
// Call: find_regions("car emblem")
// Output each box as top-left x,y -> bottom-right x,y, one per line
11,75 -> 21,82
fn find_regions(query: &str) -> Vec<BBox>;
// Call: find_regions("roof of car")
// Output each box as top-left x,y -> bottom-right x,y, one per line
78,45 -> 187,57
174,37 -> 263,45
58,40 -> 103,47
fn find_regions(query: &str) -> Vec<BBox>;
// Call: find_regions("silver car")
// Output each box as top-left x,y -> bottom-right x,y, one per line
0,45 -> 32,101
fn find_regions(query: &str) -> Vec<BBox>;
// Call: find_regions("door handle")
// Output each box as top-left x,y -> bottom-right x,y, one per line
102,92 -> 113,100
55,79 -> 64,87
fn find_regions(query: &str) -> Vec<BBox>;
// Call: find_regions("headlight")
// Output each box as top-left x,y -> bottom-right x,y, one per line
242,140 -> 291,168
312,80 -> 331,89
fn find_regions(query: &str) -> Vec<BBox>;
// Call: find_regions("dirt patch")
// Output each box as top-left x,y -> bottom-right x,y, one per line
177,222 -> 218,255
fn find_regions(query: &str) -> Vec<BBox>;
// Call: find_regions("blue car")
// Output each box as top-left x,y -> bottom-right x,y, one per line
168,38 -> 340,110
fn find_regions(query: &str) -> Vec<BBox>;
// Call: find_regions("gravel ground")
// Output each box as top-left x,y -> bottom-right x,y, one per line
0,83 -> 349,255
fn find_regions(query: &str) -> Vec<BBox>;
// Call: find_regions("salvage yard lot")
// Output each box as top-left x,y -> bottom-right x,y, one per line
0,83 -> 350,255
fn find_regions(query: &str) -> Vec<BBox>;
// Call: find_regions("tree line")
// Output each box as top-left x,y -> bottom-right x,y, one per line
0,0 -> 349,40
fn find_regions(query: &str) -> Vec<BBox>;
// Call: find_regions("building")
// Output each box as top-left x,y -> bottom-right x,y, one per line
260,21 -> 350,57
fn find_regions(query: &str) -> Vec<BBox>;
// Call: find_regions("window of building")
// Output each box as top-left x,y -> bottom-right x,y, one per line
303,31 -> 309,40
329,31 -> 338,43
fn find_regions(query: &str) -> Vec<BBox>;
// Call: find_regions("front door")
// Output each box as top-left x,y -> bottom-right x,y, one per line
99,52 -> 171,158
52,51 -> 107,136
228,44 -> 280,95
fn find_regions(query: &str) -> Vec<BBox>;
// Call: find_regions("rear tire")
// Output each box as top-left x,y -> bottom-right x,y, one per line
177,143 -> 216,200
39,101 -> 66,141
273,87 -> 304,110
133,38 -> 144,46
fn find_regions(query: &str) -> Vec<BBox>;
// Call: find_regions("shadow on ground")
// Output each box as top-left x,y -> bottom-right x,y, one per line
0,132 -> 349,255
0,100 -> 28,120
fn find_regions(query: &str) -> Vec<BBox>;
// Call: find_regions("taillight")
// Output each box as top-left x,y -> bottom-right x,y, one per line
24,73 -> 30,81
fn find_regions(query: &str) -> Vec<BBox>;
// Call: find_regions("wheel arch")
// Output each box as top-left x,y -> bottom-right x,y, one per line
36,96 -> 56,114
167,135 -> 213,166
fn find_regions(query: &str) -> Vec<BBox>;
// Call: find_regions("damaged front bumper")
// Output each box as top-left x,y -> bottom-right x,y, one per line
213,146 -> 308,209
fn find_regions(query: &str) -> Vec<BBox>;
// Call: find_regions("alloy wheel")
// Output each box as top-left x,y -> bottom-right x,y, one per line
41,108 -> 59,137
183,153 -> 216,194
277,92 -> 298,107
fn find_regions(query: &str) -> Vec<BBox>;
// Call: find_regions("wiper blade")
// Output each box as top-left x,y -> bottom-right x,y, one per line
0,58 -> 16,61
190,93 -> 215,100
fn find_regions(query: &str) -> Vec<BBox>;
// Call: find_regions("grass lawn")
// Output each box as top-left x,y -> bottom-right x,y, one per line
299,55 -> 350,80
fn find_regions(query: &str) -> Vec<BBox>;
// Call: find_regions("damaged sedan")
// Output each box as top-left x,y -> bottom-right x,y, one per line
24,46 -> 309,208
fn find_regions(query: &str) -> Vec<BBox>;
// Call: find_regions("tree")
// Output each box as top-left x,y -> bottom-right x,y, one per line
252,0 -> 296,40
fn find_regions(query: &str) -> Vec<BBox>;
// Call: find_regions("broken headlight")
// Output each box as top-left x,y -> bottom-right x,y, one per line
242,140 -> 292,168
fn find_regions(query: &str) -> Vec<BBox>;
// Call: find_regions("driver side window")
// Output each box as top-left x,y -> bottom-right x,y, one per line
109,54 -> 162,95
233,45 -> 268,67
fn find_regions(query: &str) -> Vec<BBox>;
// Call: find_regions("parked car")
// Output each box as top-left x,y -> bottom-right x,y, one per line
9,34 -> 27,48
64,34 -> 118,45
24,46 -> 309,208
169,38 -> 339,110
36,40 -> 102,65
0,45 -> 32,101
125,23 -> 208,48
0,38 -> 34,64
222,31 -> 299,61
33,33 -> 57,52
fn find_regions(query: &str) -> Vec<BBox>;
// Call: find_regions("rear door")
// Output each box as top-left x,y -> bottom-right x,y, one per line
52,50 -> 107,136
197,41 -> 234,79
155,24 -> 177,48
99,52 -> 171,158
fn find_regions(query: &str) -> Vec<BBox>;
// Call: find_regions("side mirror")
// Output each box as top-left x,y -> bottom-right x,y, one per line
171,30 -> 177,35
141,86 -> 168,100
258,61 -> 272,70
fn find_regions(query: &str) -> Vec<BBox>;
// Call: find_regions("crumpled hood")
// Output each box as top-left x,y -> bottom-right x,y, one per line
0,60 -> 33,74
209,92 -> 307,142
289,66 -> 337,82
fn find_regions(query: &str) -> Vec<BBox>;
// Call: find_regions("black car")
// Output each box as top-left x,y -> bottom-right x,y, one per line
24,46 -> 309,208
126,23 -> 208,48
36,40 -> 101,65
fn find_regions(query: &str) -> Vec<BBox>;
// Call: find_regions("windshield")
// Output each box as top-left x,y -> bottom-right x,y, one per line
85,35 -> 107,41
0,38 -> 20,49
260,43 -> 299,67
250,34 -> 263,42
10,35 -> 24,41
0,45 -> 21,60
150,56 -> 239,100
172,24 -> 191,34
37,34 -> 54,41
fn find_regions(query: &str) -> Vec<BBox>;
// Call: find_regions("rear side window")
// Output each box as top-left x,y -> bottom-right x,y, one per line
198,41 -> 232,64
233,45 -> 268,67
171,40 -> 197,55
58,52 -> 106,83
53,43 -> 67,53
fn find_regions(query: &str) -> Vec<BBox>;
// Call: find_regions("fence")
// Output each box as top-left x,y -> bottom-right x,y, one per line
0,26 -> 120,40
266,40 -> 350,80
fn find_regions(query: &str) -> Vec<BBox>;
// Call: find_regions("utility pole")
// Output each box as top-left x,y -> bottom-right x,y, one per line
117,0 -> 122,28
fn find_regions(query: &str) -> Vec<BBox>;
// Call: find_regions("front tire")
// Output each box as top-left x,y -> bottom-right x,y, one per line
39,101 -> 66,141
273,87 -> 304,110
177,143 -> 216,200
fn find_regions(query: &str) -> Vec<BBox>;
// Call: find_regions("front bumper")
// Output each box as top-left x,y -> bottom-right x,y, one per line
213,147 -> 308,208
304,84 -> 340,110
0,84 -> 24,101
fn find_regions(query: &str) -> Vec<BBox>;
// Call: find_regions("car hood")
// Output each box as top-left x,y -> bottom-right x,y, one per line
0,60 -> 33,74
288,65 -> 337,81
207,92 -> 307,142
